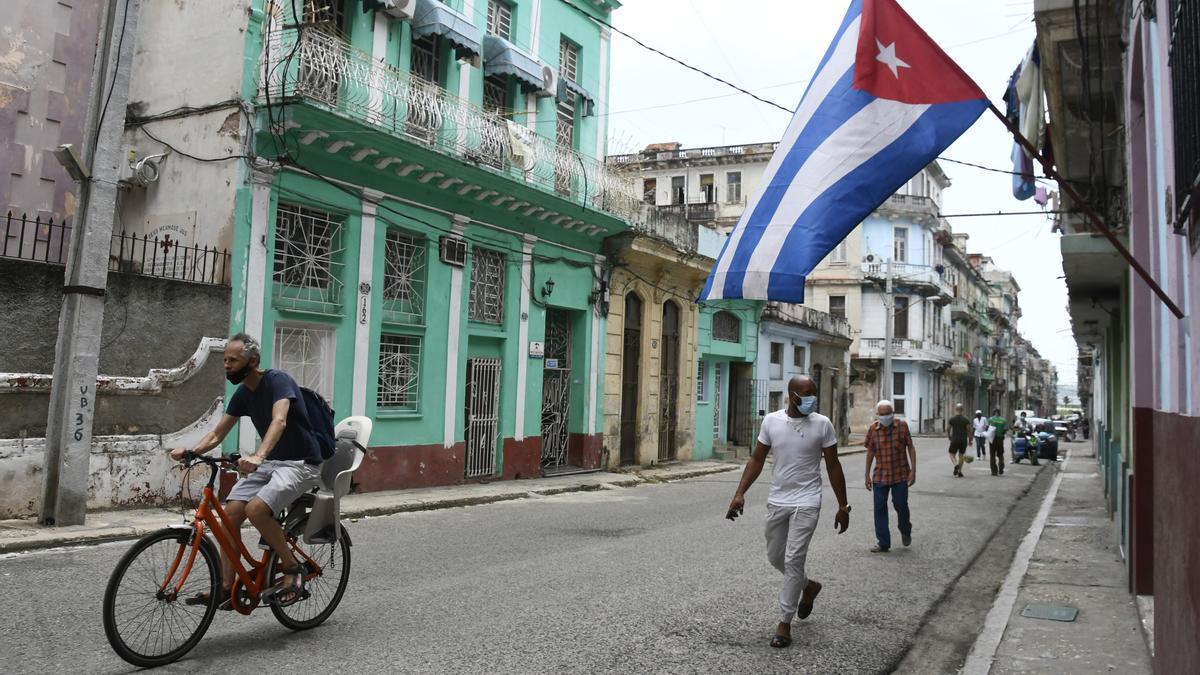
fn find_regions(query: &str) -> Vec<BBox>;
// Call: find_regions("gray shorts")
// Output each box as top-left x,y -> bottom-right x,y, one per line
226,460 -> 321,514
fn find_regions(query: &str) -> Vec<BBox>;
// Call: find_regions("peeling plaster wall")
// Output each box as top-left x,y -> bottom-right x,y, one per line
0,398 -> 223,518
116,0 -> 254,250
0,0 -> 104,219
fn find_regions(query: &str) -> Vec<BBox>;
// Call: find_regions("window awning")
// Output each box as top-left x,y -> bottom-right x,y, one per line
557,78 -> 596,116
412,0 -> 482,60
482,34 -> 546,91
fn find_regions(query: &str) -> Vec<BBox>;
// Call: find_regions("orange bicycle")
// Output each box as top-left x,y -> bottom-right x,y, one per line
101,418 -> 370,668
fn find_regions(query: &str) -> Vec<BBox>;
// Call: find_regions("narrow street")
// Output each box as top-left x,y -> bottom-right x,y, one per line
1,439 -> 1061,674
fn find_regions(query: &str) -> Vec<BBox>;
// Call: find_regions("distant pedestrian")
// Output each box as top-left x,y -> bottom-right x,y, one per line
987,409 -> 1008,476
864,400 -> 916,552
725,375 -> 850,649
947,404 -> 972,477
972,410 -> 988,458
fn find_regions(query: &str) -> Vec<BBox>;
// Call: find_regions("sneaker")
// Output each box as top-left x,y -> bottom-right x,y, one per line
871,544 -> 890,553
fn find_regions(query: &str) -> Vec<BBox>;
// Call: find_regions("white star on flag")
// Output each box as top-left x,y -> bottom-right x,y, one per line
875,38 -> 911,78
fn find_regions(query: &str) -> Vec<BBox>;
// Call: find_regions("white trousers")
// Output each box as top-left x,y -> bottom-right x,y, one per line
764,503 -> 821,624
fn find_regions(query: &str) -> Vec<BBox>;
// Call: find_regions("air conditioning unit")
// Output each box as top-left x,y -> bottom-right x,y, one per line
439,235 -> 467,267
536,65 -> 557,98
382,0 -> 417,21
865,253 -> 876,263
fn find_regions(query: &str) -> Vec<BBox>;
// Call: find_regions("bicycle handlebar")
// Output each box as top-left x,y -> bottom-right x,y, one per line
182,451 -> 241,467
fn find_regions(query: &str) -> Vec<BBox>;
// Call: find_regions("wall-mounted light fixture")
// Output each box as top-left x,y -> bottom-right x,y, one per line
542,277 -> 555,298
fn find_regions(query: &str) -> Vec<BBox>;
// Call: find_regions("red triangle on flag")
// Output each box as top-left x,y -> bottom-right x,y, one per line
853,0 -> 987,105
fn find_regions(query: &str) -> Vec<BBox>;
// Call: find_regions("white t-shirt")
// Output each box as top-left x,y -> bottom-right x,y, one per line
757,410 -> 838,508
973,416 -> 989,437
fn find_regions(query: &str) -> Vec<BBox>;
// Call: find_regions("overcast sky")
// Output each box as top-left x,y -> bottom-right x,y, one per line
606,0 -> 1076,387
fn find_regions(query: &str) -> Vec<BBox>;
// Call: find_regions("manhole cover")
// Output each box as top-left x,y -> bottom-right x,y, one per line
1021,603 -> 1079,622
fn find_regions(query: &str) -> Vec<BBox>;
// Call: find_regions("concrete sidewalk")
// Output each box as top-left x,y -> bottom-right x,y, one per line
0,460 -> 742,555
965,445 -> 1153,674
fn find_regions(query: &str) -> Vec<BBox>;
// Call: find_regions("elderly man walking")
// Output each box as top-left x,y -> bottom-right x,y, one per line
726,375 -> 850,649
863,400 -> 917,553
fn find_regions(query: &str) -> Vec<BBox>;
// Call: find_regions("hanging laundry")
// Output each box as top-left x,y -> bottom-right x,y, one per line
1016,42 -> 1045,154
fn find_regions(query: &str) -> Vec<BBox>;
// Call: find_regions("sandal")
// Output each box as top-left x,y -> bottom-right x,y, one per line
184,587 -> 232,611
262,565 -> 310,607
770,633 -> 792,649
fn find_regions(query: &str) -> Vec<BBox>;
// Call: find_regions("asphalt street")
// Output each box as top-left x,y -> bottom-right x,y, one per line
0,438 -> 1051,674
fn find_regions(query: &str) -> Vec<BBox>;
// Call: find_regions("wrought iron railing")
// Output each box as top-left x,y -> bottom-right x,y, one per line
1169,0 -> 1199,246
2,211 -> 71,264
2,212 -> 230,285
260,28 -> 641,222
877,193 -> 940,219
655,201 -> 719,222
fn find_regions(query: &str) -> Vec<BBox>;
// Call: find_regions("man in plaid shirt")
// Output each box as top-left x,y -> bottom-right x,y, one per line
863,400 -> 917,552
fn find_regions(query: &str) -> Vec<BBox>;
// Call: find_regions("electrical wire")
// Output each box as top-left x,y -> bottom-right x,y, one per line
89,0 -> 132,166
139,125 -> 256,163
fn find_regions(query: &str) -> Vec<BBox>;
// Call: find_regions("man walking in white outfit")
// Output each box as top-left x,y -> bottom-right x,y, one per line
726,375 -> 850,649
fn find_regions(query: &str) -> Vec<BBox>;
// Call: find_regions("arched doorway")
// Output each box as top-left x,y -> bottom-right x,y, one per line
659,301 -> 681,461
620,293 -> 642,465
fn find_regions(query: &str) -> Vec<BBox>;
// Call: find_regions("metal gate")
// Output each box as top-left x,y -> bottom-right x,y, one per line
730,375 -> 768,448
465,358 -> 502,478
713,362 -> 723,440
620,294 -> 642,465
658,301 -> 681,461
541,310 -> 573,468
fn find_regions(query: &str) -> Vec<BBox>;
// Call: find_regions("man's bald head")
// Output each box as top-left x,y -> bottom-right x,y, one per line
788,375 -> 816,398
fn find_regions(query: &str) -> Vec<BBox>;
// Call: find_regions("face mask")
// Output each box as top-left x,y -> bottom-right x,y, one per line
878,414 -> 894,427
793,395 -> 817,415
226,361 -> 253,385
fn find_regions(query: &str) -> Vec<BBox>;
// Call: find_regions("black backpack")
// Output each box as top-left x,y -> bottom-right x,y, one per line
299,387 -> 337,461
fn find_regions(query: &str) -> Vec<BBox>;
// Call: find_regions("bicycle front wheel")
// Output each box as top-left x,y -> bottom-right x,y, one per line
102,528 -> 219,668
268,520 -> 351,630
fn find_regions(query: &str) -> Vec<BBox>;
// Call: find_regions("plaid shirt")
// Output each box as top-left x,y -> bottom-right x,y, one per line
866,419 -> 913,485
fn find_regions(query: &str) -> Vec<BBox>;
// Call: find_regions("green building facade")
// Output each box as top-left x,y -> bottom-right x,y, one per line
227,0 -> 631,488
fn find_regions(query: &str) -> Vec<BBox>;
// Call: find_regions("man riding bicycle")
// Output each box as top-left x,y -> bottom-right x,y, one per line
169,332 -> 324,609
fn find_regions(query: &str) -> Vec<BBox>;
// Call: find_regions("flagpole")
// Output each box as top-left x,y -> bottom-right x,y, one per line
986,103 -> 1186,320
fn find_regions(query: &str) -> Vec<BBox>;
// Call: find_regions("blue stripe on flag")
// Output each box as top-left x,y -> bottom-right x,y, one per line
765,98 -> 988,300
720,69 -> 874,299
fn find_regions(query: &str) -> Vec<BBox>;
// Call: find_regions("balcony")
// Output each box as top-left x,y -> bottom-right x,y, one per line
858,337 -> 954,364
762,303 -> 852,340
260,28 -> 640,223
861,261 -> 954,301
875,193 -> 940,221
630,206 -> 698,252
655,201 -> 719,222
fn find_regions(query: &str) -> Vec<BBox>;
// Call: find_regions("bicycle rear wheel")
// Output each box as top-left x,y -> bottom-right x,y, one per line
268,520 -> 351,630
102,528 -> 220,668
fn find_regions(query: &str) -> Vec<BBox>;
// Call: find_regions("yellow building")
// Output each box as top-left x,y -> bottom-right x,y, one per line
602,220 -> 710,467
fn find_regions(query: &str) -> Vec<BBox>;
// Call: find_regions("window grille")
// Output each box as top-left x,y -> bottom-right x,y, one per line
273,203 -> 345,312
410,35 -> 440,84
559,38 -> 579,82
382,229 -> 426,324
712,311 -> 741,342
274,325 -> 335,402
697,359 -> 707,400
304,0 -> 346,31
487,0 -> 513,39
469,247 -> 505,324
1169,0 -> 1199,248
377,334 -> 421,410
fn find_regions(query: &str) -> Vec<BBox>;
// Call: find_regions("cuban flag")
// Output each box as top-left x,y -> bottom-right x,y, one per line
700,0 -> 988,302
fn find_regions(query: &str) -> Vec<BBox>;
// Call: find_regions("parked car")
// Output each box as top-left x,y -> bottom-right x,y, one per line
1053,420 -> 1074,441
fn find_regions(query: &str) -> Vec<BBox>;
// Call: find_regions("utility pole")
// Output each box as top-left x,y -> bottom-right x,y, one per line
41,0 -> 142,526
882,258 -> 894,401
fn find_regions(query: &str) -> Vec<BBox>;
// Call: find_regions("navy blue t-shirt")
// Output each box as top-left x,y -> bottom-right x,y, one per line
226,369 -> 323,463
